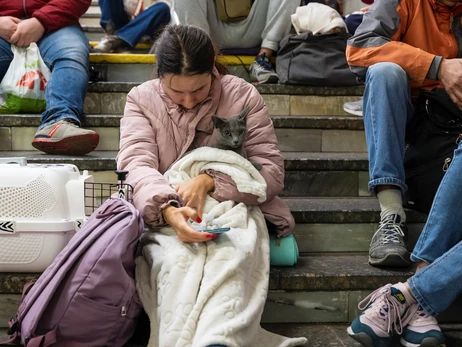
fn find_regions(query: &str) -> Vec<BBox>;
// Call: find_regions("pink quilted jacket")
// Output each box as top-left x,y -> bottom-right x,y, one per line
116,72 -> 295,236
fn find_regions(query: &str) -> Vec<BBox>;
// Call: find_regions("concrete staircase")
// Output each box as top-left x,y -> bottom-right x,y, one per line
1,5 -> 462,346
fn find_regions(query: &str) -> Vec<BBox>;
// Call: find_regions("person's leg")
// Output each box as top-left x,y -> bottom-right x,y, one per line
0,39 -> 13,79
37,26 -> 89,128
33,26 -> 99,155
408,240 -> 462,316
98,0 -> 130,33
364,62 -> 415,267
115,2 -> 171,47
410,143 -> 462,266
248,0 -> 299,83
259,0 -> 299,54
174,0 -> 212,34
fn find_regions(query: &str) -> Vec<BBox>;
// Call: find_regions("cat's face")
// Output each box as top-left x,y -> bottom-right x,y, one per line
212,107 -> 249,149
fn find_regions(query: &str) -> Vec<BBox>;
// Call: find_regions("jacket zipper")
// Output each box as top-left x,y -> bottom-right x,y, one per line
450,12 -> 454,33
182,112 -> 198,155
23,0 -> 28,18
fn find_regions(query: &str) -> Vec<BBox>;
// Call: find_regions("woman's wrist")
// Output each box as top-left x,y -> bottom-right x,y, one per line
200,173 -> 215,192
162,205 -> 176,223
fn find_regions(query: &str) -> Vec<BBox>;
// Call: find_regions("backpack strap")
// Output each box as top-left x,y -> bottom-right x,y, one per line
26,328 -> 57,347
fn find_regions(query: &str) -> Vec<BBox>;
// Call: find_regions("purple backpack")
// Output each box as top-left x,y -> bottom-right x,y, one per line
5,198 -> 144,347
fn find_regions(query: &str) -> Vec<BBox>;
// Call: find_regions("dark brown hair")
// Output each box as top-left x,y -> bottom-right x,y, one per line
155,24 -> 227,77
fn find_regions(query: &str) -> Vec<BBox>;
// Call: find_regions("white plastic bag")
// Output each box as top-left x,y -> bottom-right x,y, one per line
0,43 -> 51,114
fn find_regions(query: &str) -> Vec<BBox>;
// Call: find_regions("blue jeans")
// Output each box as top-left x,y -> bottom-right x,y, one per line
0,25 -> 89,129
363,62 -> 415,195
407,142 -> 462,316
98,0 -> 170,47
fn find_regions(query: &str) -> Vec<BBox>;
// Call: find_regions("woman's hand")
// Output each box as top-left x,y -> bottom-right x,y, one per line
174,174 -> 215,218
10,18 -> 45,47
162,205 -> 216,243
0,16 -> 21,42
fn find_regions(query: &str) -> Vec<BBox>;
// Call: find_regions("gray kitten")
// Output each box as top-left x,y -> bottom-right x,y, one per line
212,107 -> 262,170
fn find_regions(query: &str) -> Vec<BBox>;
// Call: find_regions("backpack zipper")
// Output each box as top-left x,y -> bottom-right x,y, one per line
121,306 -> 127,316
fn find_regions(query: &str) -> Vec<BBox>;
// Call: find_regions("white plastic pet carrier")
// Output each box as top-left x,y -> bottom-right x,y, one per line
0,157 -> 93,272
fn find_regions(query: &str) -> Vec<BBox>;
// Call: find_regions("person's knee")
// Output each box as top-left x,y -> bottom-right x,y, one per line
155,1 -> 170,14
366,62 -> 408,87
45,29 -> 89,67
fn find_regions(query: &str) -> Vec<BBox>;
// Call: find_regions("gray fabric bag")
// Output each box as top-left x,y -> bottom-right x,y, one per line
276,30 -> 361,86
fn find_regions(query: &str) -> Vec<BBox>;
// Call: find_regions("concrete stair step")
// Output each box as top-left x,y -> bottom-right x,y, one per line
2,255 -> 462,327
0,151 -> 373,197
82,24 -> 105,41
0,114 -> 365,130
0,114 -> 366,153
2,324 -> 461,347
85,81 -> 364,117
80,6 -> 101,26
84,4 -> 101,15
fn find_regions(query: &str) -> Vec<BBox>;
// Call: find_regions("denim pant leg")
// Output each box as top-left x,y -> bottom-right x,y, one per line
363,62 -> 415,195
98,0 -> 130,31
37,26 -> 89,129
408,238 -> 462,315
0,39 -> 13,79
116,3 -> 171,47
411,143 -> 462,265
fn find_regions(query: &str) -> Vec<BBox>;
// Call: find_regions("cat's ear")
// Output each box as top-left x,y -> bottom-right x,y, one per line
212,115 -> 225,127
238,107 -> 250,121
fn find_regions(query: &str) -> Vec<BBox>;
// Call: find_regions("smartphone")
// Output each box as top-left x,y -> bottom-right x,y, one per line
193,227 -> 231,234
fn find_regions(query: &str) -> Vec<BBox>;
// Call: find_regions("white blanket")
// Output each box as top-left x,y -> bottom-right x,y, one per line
136,148 -> 307,347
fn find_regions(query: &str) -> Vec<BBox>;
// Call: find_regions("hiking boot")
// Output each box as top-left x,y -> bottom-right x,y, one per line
347,284 -> 418,347
401,306 -> 446,347
343,97 -> 363,116
369,214 -> 410,267
249,53 -> 279,84
32,120 -> 99,156
93,35 -> 129,53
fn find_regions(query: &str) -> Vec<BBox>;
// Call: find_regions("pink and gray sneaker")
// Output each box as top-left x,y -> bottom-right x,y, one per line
347,283 -> 418,347
401,306 -> 446,347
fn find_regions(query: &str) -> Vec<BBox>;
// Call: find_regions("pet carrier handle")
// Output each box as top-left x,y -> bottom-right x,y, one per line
115,170 -> 129,182
115,170 -> 129,200
0,157 -> 27,166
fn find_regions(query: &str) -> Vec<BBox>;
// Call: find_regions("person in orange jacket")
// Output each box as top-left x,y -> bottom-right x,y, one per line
346,0 -> 462,345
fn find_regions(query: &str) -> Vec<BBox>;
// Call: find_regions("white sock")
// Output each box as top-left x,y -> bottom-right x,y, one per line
377,189 -> 406,223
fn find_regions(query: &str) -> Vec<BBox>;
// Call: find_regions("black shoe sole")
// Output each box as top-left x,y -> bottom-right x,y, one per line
346,327 -> 374,347
401,336 -> 446,347
369,253 -> 411,267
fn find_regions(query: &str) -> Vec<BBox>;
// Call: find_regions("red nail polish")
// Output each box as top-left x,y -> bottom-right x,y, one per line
206,234 -> 213,239
196,217 -> 202,223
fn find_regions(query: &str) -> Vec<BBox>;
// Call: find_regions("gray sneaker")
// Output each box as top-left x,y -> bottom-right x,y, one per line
249,53 -> 279,84
93,35 -> 128,53
32,120 -> 99,156
343,97 -> 363,116
369,214 -> 410,267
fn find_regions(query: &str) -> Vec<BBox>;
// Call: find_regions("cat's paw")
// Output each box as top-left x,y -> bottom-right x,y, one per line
250,161 -> 262,171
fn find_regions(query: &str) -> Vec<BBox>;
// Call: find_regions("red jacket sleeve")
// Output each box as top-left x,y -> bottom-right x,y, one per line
33,0 -> 91,32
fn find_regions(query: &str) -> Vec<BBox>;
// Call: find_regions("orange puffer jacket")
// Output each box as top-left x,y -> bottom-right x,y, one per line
347,0 -> 462,96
